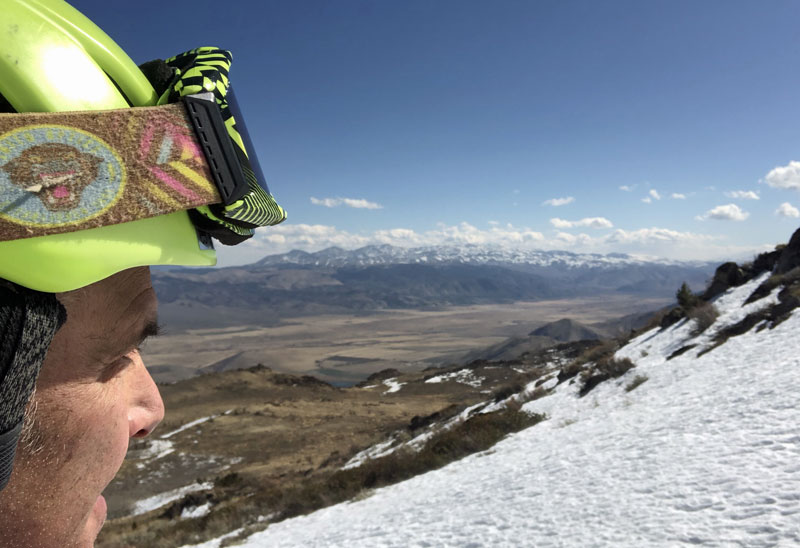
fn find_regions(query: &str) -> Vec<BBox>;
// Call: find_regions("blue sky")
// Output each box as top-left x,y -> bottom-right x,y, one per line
72,0 -> 800,265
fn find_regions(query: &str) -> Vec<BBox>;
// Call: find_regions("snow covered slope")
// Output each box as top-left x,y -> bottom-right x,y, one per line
194,273 -> 800,547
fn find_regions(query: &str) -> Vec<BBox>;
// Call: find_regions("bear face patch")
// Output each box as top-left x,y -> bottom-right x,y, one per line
0,126 -> 125,227
3,143 -> 103,212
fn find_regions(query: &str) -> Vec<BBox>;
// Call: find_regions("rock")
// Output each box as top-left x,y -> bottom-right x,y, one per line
752,249 -> 781,274
775,227 -> 800,274
660,307 -> 685,329
703,262 -> 746,300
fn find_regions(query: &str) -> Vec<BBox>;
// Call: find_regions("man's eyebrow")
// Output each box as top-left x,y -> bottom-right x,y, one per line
111,318 -> 161,357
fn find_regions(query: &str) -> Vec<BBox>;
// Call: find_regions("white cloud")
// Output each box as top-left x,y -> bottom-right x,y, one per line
775,202 -> 800,218
542,196 -> 575,207
763,161 -> 800,190
550,218 -> 573,229
310,197 -> 383,209
696,204 -> 749,222
619,185 -> 636,192
725,190 -> 759,200
606,227 -> 712,245
671,193 -> 686,200
641,197 -> 652,204
554,231 -> 576,244
649,189 -> 661,200
549,217 -> 613,229
249,223 -> 371,249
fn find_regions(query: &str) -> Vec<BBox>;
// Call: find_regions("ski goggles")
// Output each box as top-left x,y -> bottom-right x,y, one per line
0,47 -> 286,245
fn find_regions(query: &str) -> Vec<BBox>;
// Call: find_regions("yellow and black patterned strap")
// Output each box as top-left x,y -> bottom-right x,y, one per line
0,104 -> 221,242
162,47 -> 286,241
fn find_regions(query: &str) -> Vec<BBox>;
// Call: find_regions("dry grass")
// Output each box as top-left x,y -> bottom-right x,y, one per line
625,375 -> 649,392
746,267 -> 800,305
579,356 -> 636,397
687,302 -> 719,335
146,296 -> 659,384
100,408 -> 545,548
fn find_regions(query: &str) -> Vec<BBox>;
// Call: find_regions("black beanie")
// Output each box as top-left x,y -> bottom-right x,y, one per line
0,283 -> 65,491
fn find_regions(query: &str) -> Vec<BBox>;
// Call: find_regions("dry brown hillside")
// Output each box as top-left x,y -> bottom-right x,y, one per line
97,340 -> 594,548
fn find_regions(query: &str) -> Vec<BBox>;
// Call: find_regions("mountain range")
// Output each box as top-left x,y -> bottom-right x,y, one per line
153,244 -> 716,328
254,244 -> 704,269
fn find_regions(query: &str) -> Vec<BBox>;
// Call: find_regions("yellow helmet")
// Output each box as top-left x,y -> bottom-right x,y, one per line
0,0 -> 285,292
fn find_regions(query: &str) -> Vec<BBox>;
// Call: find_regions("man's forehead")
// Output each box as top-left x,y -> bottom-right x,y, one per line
57,267 -> 158,355
98,268 -> 157,320
60,268 -> 155,315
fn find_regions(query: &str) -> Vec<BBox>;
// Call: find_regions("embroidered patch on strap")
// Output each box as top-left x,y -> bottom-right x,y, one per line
0,103 -> 221,241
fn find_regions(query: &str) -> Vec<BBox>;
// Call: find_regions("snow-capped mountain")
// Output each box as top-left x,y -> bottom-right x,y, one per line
153,245 -> 715,325
256,244 -> 710,269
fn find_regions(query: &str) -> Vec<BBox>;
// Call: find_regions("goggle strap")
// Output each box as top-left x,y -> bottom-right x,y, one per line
183,93 -> 249,205
0,103 -> 221,242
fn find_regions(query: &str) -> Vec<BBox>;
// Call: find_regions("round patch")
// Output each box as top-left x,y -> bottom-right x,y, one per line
0,125 -> 125,227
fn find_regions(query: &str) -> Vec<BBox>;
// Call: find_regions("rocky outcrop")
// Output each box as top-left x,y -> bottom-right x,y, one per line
752,248 -> 781,274
775,227 -> 800,274
702,262 -> 747,300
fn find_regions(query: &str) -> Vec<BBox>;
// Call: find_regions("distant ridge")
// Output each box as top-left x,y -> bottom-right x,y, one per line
153,244 -> 715,327
255,244 -> 710,269
529,318 -> 602,342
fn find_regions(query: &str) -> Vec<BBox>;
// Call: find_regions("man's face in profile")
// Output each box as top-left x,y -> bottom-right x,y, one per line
0,267 -> 165,548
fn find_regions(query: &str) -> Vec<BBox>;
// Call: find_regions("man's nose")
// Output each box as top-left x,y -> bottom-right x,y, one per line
126,350 -> 165,438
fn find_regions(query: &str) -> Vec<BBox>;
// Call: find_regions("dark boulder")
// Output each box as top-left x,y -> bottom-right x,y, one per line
703,262 -> 747,300
775,227 -> 800,274
660,307 -> 685,329
752,249 -> 781,274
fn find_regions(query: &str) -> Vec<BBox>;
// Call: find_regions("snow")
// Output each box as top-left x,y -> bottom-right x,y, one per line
178,528 -> 245,548
161,410 -> 233,439
342,437 -> 398,470
135,439 -> 175,461
218,274 -> 800,547
181,502 -> 212,519
343,402 -> 490,470
259,243 -> 707,269
131,411 -> 235,470
424,369 -> 484,387
381,378 -> 405,394
130,481 -> 213,517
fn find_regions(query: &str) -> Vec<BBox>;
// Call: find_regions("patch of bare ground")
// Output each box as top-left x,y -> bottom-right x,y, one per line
97,341 -> 588,548
142,296 -> 669,384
